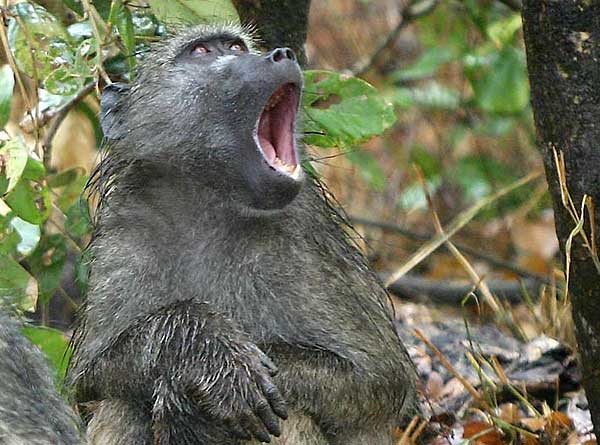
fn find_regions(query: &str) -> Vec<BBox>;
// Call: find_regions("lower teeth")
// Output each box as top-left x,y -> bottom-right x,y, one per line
271,157 -> 300,177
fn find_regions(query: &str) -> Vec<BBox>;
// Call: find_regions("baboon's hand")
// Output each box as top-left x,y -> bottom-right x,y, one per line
199,341 -> 288,443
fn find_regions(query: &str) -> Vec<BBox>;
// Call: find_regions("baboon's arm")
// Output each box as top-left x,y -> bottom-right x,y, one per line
74,301 -> 287,442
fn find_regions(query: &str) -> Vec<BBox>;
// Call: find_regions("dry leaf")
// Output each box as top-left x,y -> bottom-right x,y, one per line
520,433 -> 541,445
425,371 -> 444,400
463,420 -> 504,445
548,411 -> 573,429
521,417 -> 546,432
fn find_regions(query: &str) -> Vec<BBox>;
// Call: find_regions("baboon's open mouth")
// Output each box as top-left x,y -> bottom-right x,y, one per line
255,83 -> 301,180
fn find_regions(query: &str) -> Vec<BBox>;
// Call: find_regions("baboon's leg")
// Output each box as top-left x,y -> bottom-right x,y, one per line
87,399 -> 152,445
247,412 -> 328,445
328,426 -> 396,445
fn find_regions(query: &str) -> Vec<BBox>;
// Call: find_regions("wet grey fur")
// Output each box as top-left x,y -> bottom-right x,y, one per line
69,24 -> 420,445
0,315 -> 83,445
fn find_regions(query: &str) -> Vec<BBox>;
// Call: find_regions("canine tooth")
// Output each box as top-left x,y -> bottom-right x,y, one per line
292,164 -> 301,178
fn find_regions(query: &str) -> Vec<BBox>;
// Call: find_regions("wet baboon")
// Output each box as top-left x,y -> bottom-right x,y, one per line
69,24 -> 420,445
0,315 -> 83,444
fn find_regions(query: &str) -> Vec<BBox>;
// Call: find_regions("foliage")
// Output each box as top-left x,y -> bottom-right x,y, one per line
383,2 -> 534,214
0,1 -> 587,442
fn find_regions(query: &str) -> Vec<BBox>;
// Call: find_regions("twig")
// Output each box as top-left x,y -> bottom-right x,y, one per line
414,328 -> 484,403
351,216 -> 551,286
12,13 -> 42,155
0,9 -> 36,134
40,82 -> 96,167
396,415 -> 420,445
20,81 -> 95,133
81,0 -> 112,85
386,275 -> 538,304
553,147 -> 600,299
417,167 -> 501,312
350,0 -> 439,77
383,170 -> 543,288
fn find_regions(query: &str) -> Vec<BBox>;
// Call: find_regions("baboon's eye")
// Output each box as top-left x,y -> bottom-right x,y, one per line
229,40 -> 248,52
191,43 -> 210,56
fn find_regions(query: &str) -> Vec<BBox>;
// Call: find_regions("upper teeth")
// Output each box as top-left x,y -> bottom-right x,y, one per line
265,90 -> 285,111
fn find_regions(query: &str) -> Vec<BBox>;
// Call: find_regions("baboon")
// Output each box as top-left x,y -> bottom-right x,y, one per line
0,314 -> 83,445
69,23 -> 420,445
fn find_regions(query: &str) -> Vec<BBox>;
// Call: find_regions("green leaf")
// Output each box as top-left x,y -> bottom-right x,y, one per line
22,157 -> 46,181
75,249 -> 92,295
472,115 -> 516,137
109,0 -> 136,74
104,53 -> 129,77
10,216 -> 41,256
44,66 -> 80,96
398,177 -> 441,211
392,46 -> 455,82
92,0 -> 112,21
0,65 -> 14,129
451,155 -> 517,202
56,173 -> 87,212
148,0 -> 239,24
4,180 -> 51,225
26,234 -> 67,304
8,2 -> 90,96
21,325 -> 72,382
345,150 -> 385,191
37,88 -> 70,113
467,47 -> 529,115
409,145 -> 441,179
65,201 -> 91,239
48,168 -> 82,188
0,137 -> 28,194
0,213 -> 21,256
67,21 -> 93,41
63,0 -> 84,16
487,14 -> 522,47
391,82 -> 461,110
0,253 -> 37,312
303,70 -> 396,148
132,11 -> 159,37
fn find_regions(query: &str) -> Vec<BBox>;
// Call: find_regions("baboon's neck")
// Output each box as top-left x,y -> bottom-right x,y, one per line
100,162 -> 315,246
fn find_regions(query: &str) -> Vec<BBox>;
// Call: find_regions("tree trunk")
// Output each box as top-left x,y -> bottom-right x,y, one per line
522,2 -> 600,438
231,0 -> 311,65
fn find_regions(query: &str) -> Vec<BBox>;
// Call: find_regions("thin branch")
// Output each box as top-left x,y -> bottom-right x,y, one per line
81,0 -> 111,85
416,167 -> 501,312
351,216 -> 551,286
386,274 -> 538,304
383,170 -> 543,287
12,13 -> 42,156
414,328 -> 484,403
350,0 -> 439,77
40,81 -> 97,167
0,9 -> 36,134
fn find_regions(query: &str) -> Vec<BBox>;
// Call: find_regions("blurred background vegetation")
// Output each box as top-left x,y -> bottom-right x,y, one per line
0,0 -> 561,368
2,1 -> 588,442
0,0 -> 592,445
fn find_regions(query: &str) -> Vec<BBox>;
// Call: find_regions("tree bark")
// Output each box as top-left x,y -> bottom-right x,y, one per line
522,2 -> 600,438
231,0 -> 311,65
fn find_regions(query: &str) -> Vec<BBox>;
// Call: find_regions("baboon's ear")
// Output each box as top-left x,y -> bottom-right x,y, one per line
100,83 -> 130,140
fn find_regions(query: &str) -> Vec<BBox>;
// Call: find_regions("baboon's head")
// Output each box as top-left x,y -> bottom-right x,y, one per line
101,24 -> 304,211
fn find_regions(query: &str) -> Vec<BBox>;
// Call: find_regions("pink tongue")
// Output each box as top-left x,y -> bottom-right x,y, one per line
258,111 -> 276,162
